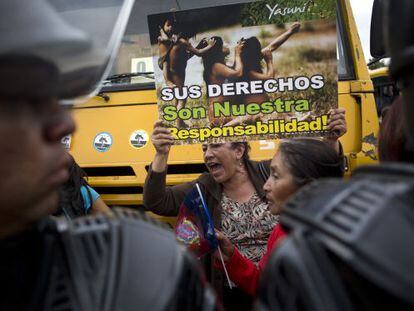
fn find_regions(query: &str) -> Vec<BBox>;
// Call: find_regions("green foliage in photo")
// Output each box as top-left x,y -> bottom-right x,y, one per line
241,0 -> 336,27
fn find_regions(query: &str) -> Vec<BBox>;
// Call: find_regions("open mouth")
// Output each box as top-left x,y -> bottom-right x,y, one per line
207,162 -> 223,173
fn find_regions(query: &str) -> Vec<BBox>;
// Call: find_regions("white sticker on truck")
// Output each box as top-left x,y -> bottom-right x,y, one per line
130,130 -> 149,149
93,132 -> 113,152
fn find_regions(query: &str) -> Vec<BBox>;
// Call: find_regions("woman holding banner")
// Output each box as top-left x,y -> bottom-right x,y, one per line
214,138 -> 345,297
144,108 -> 346,310
144,120 -> 276,310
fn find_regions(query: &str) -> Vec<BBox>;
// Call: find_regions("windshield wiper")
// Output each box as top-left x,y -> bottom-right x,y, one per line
104,72 -> 154,83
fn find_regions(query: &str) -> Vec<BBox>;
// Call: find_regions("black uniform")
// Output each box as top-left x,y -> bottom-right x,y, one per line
0,209 -> 219,311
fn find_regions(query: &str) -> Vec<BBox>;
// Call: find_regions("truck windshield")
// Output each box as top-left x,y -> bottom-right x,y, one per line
103,0 -> 352,89
103,0 -> 255,89
337,0 -> 355,80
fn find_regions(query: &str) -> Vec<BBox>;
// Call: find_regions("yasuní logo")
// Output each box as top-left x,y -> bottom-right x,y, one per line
266,3 -> 308,20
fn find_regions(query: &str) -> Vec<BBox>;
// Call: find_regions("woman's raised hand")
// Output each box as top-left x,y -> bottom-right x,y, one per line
327,107 -> 347,139
289,22 -> 301,34
263,48 -> 273,62
323,107 -> 347,154
151,120 -> 174,155
171,34 -> 178,43
208,38 -> 217,48
235,39 -> 245,55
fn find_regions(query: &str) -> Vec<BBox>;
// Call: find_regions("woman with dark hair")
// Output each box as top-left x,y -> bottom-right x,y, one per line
56,155 -> 111,218
196,36 -> 245,126
241,36 -> 273,80
378,96 -> 409,162
145,115 -> 346,309
144,120 -> 275,310
225,22 -> 301,126
215,138 -> 344,297
157,16 -> 216,127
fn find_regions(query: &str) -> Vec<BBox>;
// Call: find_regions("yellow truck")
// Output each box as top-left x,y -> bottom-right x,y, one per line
68,0 -> 379,221
369,66 -> 399,119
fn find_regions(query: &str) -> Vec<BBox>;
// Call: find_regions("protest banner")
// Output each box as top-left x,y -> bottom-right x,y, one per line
148,0 -> 337,144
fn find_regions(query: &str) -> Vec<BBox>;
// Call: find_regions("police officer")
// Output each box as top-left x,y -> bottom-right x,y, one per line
0,1 -> 218,310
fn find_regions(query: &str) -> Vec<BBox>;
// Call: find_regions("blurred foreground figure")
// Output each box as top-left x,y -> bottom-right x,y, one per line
256,0 -> 414,310
0,1 -> 217,310
256,166 -> 414,310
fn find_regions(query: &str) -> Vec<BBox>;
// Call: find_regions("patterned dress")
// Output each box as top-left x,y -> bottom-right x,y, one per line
221,192 -> 278,265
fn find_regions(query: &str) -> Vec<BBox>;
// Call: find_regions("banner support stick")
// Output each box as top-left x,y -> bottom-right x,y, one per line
218,246 -> 233,289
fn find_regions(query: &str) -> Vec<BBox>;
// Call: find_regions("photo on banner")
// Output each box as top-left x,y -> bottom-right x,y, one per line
148,0 -> 337,144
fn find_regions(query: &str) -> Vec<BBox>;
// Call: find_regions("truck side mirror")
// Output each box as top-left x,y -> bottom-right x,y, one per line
370,0 -> 387,59
384,0 -> 414,156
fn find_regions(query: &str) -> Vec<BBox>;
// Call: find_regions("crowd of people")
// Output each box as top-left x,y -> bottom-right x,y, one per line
1,0 -> 414,310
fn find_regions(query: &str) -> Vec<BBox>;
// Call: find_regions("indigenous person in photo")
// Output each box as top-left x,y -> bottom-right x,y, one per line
225,22 -> 301,127
156,14 -> 216,128
149,1 -> 338,144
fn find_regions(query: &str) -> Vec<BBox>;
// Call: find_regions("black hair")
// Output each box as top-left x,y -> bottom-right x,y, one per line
241,36 -> 263,76
161,17 -> 177,34
196,36 -> 225,84
278,138 -> 344,187
230,141 -> 251,161
149,12 -> 198,43
56,155 -> 92,218
378,96 -> 409,162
